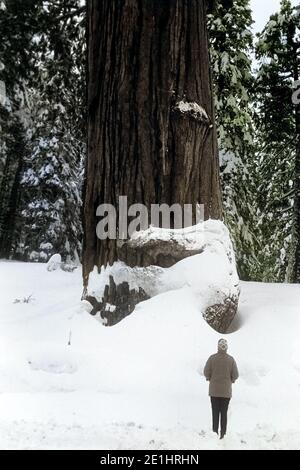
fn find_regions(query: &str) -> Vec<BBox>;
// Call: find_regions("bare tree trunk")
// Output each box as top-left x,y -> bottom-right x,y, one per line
0,120 -> 24,258
83,0 -> 222,286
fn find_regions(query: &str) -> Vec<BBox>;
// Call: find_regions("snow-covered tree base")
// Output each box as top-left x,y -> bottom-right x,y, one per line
84,220 -> 240,333
86,275 -> 150,326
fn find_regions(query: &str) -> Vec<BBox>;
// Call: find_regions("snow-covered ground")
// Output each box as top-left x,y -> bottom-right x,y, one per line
1,260 -> 300,450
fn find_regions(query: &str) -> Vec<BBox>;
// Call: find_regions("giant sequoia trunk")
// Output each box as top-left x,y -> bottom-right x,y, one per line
82,0 -> 237,332
83,0 -> 222,286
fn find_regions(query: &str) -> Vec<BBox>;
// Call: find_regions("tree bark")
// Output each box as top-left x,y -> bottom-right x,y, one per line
83,0 -> 222,286
0,120 -> 24,258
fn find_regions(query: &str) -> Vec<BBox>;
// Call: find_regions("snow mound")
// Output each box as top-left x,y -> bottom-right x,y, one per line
87,219 -> 239,324
46,254 -> 61,272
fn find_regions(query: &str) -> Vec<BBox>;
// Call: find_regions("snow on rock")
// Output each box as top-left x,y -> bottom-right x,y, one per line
46,254 -> 61,272
86,220 -> 239,331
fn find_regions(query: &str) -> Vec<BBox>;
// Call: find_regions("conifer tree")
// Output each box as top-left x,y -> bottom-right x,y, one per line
255,0 -> 300,282
208,0 -> 256,279
0,0 -> 86,261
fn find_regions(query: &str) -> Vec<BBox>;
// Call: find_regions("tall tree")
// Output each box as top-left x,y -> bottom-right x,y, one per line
0,0 -> 40,257
83,0 -> 222,285
0,0 -> 86,261
208,0 -> 256,280
17,0 -> 86,262
255,0 -> 300,282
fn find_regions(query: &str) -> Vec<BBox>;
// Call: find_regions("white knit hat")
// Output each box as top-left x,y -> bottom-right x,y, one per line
218,338 -> 228,351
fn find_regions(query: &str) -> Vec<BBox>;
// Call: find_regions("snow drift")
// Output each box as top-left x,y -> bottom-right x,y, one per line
86,220 -> 240,332
1,260 -> 300,449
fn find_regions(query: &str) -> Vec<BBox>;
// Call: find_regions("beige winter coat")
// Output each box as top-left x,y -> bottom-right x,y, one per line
204,351 -> 239,398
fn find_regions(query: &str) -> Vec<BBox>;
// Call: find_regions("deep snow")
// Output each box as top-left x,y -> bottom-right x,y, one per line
87,220 -> 239,320
1,260 -> 300,450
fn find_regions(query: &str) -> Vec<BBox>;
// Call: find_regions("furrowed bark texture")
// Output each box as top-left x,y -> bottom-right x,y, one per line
84,0 -> 222,285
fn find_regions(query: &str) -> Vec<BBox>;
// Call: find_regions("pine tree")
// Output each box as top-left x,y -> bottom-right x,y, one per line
20,128 -> 83,262
0,0 -> 86,262
255,0 -> 300,282
208,0 -> 257,280
18,0 -> 86,262
0,0 -> 40,257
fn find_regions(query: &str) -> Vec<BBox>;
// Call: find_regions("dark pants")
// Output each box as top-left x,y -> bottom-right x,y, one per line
210,397 -> 230,436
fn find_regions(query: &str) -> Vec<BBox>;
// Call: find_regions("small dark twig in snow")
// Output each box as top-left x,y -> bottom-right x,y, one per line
13,294 -> 34,304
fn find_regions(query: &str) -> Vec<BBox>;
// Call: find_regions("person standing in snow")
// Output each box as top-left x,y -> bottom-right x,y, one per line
204,339 -> 239,439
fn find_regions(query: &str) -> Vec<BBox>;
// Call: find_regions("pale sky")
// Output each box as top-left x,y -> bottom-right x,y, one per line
251,0 -> 298,34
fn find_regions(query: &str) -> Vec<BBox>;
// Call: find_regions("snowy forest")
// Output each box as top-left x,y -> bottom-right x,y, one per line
1,0 -> 300,283
0,0 -> 300,451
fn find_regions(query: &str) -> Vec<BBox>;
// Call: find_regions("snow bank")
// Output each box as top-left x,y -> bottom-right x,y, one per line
87,220 -> 239,326
1,260 -> 300,449
46,254 -> 61,271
